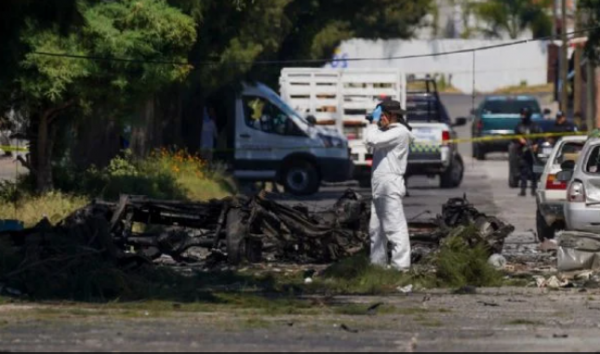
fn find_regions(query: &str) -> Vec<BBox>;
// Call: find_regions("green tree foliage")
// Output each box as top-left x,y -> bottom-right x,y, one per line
9,0 -> 196,192
474,0 -> 552,39
2,0 -> 432,192
173,0 -> 432,93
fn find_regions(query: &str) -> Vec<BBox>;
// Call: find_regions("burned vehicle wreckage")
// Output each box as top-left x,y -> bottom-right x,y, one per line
0,190 -> 515,273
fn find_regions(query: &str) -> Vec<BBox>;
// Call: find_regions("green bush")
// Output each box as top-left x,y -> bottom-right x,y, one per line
56,148 -> 235,202
433,228 -> 503,288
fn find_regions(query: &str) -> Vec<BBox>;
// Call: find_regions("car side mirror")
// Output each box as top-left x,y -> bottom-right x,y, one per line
306,115 -> 317,126
543,108 -> 552,115
556,170 -> 574,182
560,160 -> 575,171
453,117 -> 467,127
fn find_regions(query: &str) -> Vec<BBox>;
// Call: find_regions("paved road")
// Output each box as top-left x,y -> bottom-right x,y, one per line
0,157 -> 24,182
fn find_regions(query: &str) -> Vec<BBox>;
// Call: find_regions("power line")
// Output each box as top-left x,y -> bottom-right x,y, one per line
30,26 -> 597,67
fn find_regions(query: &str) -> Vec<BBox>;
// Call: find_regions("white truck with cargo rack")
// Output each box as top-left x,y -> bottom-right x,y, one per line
279,68 -> 406,186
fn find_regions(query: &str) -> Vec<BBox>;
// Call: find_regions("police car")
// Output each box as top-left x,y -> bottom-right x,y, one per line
403,79 -> 467,188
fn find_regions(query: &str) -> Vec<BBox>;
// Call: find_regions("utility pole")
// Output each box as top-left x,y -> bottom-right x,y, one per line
560,0 -> 569,113
553,0 -> 559,102
574,3 -> 582,117
553,0 -> 558,39
580,7 -> 596,130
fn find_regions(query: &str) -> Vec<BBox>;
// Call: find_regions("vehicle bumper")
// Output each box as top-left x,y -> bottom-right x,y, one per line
475,131 -> 515,152
407,149 -> 451,175
318,157 -> 354,183
538,202 -> 565,226
565,202 -> 600,233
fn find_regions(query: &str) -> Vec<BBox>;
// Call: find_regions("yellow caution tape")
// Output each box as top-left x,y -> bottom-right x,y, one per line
0,145 -> 28,152
0,130 -> 588,155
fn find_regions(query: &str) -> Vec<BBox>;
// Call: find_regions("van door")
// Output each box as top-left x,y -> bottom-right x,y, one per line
234,94 -> 312,180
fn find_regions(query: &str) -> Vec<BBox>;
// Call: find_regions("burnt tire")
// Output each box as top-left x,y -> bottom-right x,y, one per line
282,160 -> 320,196
536,209 -> 555,242
440,156 -> 464,189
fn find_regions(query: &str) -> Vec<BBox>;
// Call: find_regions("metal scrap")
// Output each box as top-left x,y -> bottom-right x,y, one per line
0,191 -> 515,275
557,231 -> 600,272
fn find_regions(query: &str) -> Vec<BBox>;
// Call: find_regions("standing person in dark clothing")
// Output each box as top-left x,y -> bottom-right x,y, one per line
548,110 -> 577,145
553,110 -> 577,133
514,107 -> 543,197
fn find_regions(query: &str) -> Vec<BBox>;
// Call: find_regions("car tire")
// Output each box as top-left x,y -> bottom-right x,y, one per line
536,209 -> 555,242
282,160 -> 320,196
358,178 -> 371,188
474,144 -> 486,161
440,155 -> 464,188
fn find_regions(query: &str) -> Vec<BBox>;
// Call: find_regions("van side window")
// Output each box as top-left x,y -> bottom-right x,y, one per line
586,146 -> 600,173
242,96 -> 303,136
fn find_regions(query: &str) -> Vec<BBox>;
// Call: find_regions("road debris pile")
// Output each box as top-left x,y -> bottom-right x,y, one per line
409,195 -> 515,263
0,191 -> 515,297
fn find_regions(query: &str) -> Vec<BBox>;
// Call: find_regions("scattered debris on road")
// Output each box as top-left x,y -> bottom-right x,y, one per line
557,231 -> 600,272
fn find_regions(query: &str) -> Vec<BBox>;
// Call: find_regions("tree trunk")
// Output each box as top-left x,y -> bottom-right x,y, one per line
27,101 -> 75,193
130,98 -> 155,157
35,111 -> 53,193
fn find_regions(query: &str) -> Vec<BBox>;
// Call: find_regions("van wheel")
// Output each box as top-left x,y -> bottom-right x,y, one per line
282,161 -> 320,196
536,209 -> 555,242
440,156 -> 464,188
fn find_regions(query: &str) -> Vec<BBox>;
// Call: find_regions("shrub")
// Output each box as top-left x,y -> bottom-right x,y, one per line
59,148 -> 235,202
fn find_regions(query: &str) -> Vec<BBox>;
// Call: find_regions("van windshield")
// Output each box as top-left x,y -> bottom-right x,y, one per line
265,90 -> 309,125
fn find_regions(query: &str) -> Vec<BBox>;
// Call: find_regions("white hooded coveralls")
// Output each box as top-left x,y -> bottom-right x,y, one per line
364,122 -> 414,270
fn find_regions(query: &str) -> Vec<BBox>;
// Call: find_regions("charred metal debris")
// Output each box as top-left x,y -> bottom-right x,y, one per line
0,191 -> 514,272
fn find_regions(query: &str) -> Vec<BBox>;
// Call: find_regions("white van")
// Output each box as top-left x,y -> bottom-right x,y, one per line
222,82 -> 352,196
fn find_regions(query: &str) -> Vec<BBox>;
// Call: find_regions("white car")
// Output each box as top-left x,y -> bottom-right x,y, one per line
556,137 -> 600,233
535,136 -> 587,240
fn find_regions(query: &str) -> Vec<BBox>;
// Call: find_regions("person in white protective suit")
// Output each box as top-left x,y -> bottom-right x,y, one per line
364,99 -> 414,271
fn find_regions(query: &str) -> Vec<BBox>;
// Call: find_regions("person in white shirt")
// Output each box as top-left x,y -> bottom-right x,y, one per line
364,100 -> 415,271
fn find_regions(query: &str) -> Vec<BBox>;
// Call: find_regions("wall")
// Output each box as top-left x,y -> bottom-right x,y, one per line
326,39 -> 549,94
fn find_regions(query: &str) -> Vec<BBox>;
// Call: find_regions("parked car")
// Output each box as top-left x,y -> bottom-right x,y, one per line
535,135 -> 587,240
470,95 -> 552,162
556,137 -> 600,233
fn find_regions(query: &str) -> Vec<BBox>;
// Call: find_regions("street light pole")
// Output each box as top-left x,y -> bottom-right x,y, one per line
560,0 -> 569,113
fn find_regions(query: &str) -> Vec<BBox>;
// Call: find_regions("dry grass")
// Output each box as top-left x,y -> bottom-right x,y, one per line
0,192 -> 87,227
493,83 -> 554,95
